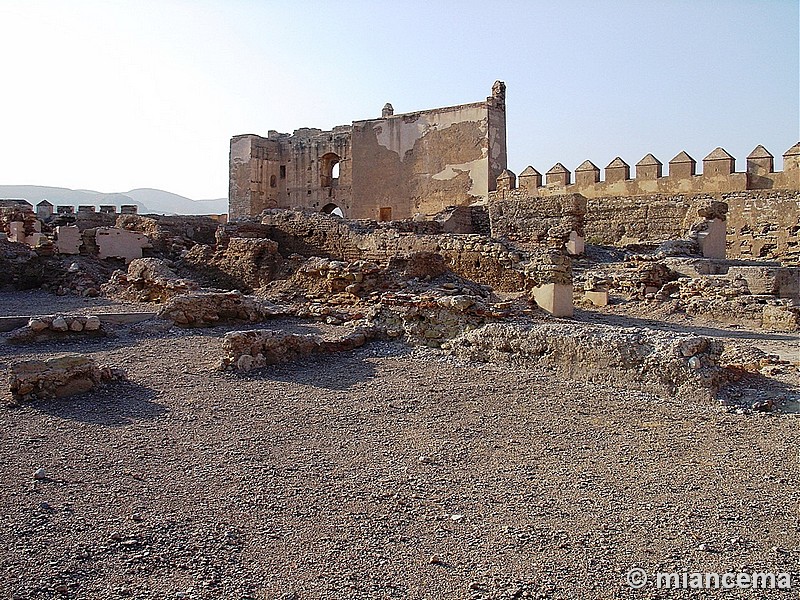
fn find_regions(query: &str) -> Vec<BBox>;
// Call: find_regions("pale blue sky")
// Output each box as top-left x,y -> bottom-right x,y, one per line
2,0 -> 797,199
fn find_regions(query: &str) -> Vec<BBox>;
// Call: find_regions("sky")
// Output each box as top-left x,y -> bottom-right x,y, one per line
1,0 -> 797,200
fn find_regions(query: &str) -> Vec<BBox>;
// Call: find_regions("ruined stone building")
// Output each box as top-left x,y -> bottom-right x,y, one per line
229,82 -> 798,264
229,82 -> 508,221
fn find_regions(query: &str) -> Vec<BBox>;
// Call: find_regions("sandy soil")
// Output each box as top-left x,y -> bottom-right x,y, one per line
0,294 -> 798,599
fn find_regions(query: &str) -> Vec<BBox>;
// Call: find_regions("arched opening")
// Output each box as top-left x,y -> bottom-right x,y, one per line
320,153 -> 340,188
270,174 -> 277,188
321,202 -> 344,218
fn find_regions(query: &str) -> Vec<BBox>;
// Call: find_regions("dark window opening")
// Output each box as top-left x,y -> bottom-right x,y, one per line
270,175 -> 277,188
322,203 -> 344,218
320,153 -> 340,188
279,165 -> 286,178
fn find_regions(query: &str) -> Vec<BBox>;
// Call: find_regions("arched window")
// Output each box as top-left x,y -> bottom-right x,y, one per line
270,175 -> 277,188
320,153 -> 340,188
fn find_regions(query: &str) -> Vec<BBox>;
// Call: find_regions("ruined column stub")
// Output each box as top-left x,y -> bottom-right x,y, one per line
489,80 -> 506,108
702,147 -> 735,177
575,161 -> 600,186
546,163 -> 571,187
669,151 -> 697,179
605,157 -> 630,183
518,166 -> 542,191
635,154 -> 663,180
382,103 -> 394,118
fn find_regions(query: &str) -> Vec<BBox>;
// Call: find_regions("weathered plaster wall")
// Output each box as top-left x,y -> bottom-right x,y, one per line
230,82 -> 507,222
350,102 -> 497,220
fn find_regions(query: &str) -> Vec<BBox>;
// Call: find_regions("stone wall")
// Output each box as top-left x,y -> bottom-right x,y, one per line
251,210 -> 573,315
488,192 -> 587,252
582,190 -> 799,263
229,127 -> 353,221
516,143 -> 799,199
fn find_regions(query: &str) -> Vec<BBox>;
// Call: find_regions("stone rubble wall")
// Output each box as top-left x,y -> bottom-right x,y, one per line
442,322 -> 754,399
8,315 -> 103,344
102,258 -> 199,302
583,190 -> 798,263
220,327 -> 371,373
257,210 -> 571,293
9,356 -> 126,402
487,192 -> 587,246
158,291 -> 285,327
115,214 -> 218,254
182,237 -> 280,291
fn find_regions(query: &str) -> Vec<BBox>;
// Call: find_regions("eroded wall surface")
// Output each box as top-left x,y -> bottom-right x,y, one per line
229,128 -> 353,220
230,82 -> 507,221
350,98 -> 505,220
582,191 -> 799,263
488,192 -> 587,248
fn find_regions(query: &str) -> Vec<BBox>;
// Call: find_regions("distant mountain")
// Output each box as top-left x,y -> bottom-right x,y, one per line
0,185 -> 227,216
123,188 -> 227,215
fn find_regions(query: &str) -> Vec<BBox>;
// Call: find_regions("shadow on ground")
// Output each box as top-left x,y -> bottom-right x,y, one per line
244,342 -> 412,391
29,381 -> 167,426
716,372 -> 800,414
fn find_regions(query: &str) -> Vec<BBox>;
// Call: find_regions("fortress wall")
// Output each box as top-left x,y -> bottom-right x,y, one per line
583,190 -> 799,263
509,143 -> 799,200
491,144 -> 799,263
488,192 -> 586,248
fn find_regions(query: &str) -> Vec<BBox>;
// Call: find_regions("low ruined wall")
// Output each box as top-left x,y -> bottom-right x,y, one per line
488,192 -> 586,245
583,190 -> 799,263
257,210 -> 570,292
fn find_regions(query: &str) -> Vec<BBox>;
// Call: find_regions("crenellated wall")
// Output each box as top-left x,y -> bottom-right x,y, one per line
491,144 -> 800,263
500,143 -> 800,199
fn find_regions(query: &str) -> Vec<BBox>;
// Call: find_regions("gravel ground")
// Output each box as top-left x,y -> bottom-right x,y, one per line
0,294 -> 798,599
0,290 -> 159,317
